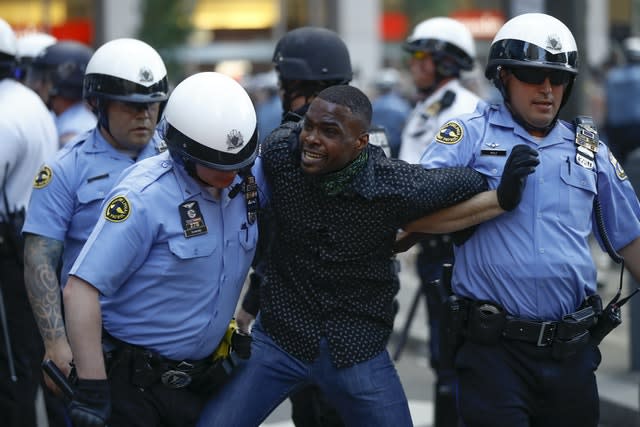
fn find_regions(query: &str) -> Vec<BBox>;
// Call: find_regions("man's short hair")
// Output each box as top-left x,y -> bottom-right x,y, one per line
316,85 -> 372,128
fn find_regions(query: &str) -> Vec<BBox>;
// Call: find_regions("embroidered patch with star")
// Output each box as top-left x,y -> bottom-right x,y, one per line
33,165 -> 52,189
435,121 -> 463,145
609,151 -> 627,181
105,196 -> 131,222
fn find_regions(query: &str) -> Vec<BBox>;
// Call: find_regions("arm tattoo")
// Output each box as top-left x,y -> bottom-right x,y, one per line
23,234 -> 66,344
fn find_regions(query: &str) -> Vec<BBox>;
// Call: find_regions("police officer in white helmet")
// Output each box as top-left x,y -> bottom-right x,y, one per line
0,17 -> 57,427
398,17 -> 483,427
22,38 -> 169,425
421,13 -> 640,426
62,71 -> 264,427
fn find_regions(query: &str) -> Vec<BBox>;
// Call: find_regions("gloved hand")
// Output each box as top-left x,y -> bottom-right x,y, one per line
497,144 -> 540,211
67,379 -> 111,427
231,329 -> 252,359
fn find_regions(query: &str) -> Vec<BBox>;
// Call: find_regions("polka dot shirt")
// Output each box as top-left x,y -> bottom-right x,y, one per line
258,127 -> 487,368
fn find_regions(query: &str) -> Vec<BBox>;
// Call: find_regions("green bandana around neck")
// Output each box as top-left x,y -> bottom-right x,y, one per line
315,150 -> 368,196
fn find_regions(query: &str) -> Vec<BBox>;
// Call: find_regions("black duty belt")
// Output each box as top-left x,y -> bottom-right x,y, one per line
103,334 -> 237,394
465,301 -> 597,348
502,319 -> 559,347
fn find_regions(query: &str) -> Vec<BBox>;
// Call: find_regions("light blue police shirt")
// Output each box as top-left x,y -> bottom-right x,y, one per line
69,151 -> 266,361
22,127 -> 165,287
421,102 -> 640,320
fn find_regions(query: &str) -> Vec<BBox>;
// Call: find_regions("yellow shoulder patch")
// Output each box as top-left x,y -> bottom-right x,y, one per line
33,165 -> 52,189
105,195 -> 131,222
435,121 -> 463,145
608,151 -> 627,181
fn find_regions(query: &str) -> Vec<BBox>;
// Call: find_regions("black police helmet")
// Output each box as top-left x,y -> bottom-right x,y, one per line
273,27 -> 352,83
31,41 -> 94,99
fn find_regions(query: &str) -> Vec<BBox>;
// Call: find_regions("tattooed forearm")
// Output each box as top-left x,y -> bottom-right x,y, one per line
23,233 -> 66,344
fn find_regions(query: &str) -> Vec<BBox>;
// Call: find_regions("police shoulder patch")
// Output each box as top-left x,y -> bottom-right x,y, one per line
33,165 -> 53,189
608,151 -> 627,181
105,195 -> 131,222
435,121 -> 464,145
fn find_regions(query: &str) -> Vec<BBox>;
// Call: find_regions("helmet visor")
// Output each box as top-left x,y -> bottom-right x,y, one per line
165,124 -> 259,171
489,39 -> 578,73
84,73 -> 168,102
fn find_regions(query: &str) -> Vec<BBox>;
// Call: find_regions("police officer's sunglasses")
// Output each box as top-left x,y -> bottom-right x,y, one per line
509,67 -> 573,86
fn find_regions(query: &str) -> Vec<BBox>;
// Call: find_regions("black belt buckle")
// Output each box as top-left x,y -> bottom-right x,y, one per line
160,361 -> 193,389
536,321 -> 556,347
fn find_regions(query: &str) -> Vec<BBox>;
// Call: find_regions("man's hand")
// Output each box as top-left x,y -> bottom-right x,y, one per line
235,307 -> 256,334
497,145 -> 539,211
68,379 -> 111,427
42,340 -> 73,396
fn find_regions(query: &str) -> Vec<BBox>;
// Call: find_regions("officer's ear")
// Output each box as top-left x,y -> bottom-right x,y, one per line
498,67 -> 509,84
355,131 -> 369,151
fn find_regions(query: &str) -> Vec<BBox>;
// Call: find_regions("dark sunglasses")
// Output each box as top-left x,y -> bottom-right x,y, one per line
509,67 -> 573,86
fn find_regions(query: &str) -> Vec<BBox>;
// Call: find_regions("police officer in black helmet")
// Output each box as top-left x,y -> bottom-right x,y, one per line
272,26 -> 352,115
26,40 -> 97,146
237,26 -> 351,427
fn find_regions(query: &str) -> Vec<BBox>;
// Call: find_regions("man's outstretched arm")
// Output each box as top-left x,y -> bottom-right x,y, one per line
396,145 -> 539,252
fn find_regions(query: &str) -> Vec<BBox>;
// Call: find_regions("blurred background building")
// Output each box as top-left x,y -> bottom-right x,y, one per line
1,1 -> 638,100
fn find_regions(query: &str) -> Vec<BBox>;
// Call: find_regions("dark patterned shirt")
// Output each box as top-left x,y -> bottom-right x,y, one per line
259,125 -> 487,367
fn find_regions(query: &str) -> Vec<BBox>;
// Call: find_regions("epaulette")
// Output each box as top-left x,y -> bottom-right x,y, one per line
423,90 -> 456,117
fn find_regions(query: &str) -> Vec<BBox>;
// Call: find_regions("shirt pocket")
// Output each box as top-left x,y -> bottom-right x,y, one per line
168,236 -> 217,259
472,156 -> 506,188
559,162 -> 597,230
76,182 -> 109,205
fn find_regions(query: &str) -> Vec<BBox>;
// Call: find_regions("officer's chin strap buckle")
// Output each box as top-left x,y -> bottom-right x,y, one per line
537,321 -> 556,347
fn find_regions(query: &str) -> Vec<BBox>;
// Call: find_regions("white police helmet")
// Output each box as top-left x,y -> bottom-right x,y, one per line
623,36 -> 640,62
486,13 -> 578,79
0,18 -> 17,58
164,72 -> 258,171
16,32 -> 56,61
404,17 -> 476,72
83,38 -> 168,104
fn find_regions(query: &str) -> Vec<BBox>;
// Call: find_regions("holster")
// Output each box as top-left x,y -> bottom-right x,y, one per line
439,295 -> 469,370
589,292 -> 621,346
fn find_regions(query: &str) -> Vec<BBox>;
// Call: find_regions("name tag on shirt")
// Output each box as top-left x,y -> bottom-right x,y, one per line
480,149 -> 507,156
179,201 -> 208,238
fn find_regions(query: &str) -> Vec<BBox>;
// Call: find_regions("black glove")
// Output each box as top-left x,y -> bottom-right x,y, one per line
231,330 -> 252,359
68,379 -> 111,427
497,144 -> 540,211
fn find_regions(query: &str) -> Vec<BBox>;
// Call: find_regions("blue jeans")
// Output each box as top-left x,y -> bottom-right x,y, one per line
197,319 -> 412,427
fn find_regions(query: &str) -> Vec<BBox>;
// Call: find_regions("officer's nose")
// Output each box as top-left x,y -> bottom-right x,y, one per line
540,77 -> 553,93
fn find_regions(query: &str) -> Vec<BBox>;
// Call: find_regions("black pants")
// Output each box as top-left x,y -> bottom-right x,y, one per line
455,339 -> 601,427
105,350 -> 209,427
0,256 -> 43,427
